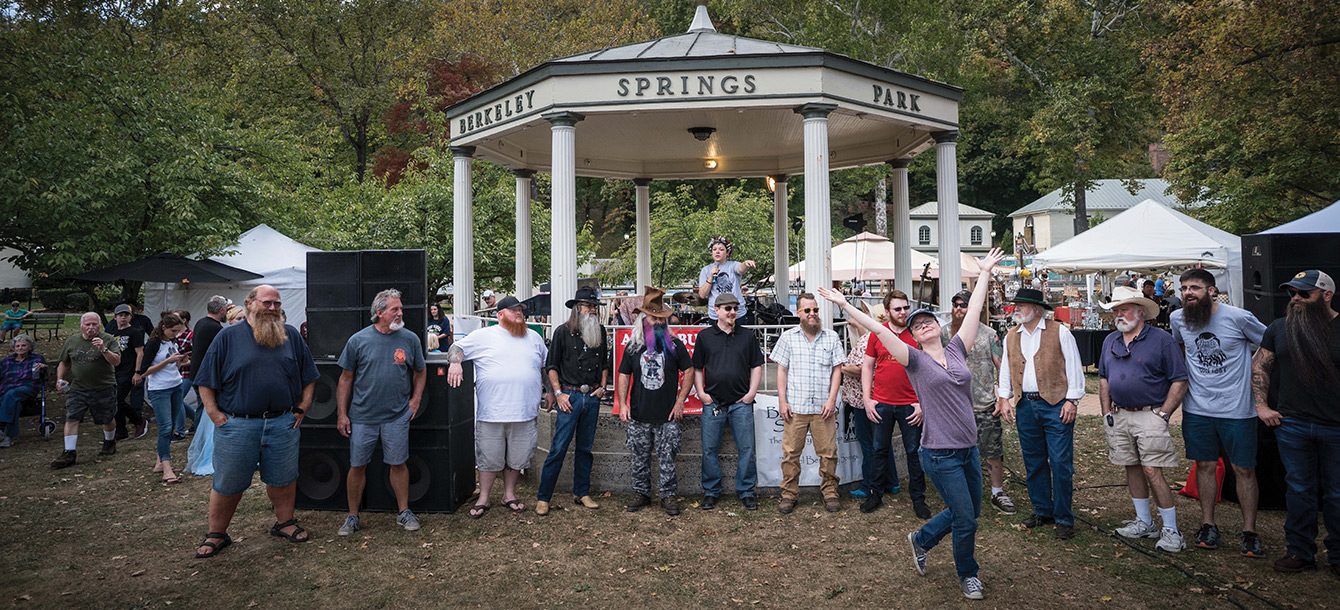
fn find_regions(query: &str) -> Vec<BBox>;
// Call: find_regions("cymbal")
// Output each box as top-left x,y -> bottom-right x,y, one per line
671,291 -> 708,306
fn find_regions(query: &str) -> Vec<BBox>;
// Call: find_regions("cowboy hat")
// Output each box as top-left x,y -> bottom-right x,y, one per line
564,286 -> 601,309
633,286 -> 673,319
1101,286 -> 1158,320
1011,288 -> 1052,310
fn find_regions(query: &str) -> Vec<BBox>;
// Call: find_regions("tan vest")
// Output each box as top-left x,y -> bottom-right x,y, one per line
1006,322 -> 1067,405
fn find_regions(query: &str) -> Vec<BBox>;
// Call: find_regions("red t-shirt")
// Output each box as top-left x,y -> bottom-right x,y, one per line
865,324 -> 919,405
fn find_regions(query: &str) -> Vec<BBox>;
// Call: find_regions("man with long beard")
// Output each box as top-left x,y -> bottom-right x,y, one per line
996,288 -> 1085,539
618,287 -> 694,515
536,287 -> 609,516
1253,270 -> 1340,577
448,295 -> 550,518
942,290 -> 1015,516
1169,268 -> 1268,557
334,289 -> 427,536
192,285 -> 320,558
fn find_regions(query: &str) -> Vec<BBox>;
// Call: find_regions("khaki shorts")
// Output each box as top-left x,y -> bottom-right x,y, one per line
1103,408 -> 1179,468
475,419 -> 538,472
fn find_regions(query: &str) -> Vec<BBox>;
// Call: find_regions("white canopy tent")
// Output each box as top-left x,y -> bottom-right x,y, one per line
787,232 -> 936,282
1034,199 -> 1243,305
143,224 -> 321,326
1259,199 -> 1340,234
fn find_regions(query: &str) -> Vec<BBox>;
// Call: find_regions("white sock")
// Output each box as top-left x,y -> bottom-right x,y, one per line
1159,506 -> 1178,533
991,487 -> 1004,496
64,435 -> 77,451
1132,497 -> 1152,525
103,430 -> 116,441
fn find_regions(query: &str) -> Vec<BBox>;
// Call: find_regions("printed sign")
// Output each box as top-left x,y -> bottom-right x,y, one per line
612,326 -> 703,416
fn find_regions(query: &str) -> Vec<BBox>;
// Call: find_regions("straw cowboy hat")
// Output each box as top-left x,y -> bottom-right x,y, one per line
1101,286 -> 1159,320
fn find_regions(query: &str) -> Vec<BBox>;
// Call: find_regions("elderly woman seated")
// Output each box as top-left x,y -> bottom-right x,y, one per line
1,334 -> 47,447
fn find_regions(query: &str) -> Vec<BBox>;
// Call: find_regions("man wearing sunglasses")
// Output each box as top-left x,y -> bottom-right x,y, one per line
1098,286 -> 1189,552
1253,270 -> 1340,577
861,289 -> 930,518
692,294 -> 765,511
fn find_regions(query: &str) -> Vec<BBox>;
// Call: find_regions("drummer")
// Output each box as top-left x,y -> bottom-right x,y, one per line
697,236 -> 756,323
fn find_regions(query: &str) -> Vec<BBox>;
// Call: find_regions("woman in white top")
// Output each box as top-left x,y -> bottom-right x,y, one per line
138,312 -> 188,483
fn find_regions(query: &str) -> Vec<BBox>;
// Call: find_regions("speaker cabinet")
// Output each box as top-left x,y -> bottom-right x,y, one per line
304,362 -> 344,426
413,359 -> 474,428
307,249 -> 429,360
305,309 -> 369,361
295,427 -> 358,512
307,252 -> 361,310
364,425 -> 476,514
1242,233 -> 1340,324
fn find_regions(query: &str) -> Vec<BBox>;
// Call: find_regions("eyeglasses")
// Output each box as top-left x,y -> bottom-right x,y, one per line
951,302 -> 968,309
257,299 -> 282,309
911,318 -> 938,330
1287,288 -> 1314,298
718,305 -> 738,312
798,307 -> 820,314
890,306 -> 911,312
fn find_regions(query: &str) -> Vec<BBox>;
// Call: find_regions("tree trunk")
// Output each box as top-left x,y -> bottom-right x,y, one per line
1073,156 -> 1089,235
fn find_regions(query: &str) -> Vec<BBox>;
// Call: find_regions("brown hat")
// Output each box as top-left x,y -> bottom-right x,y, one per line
633,286 -> 673,319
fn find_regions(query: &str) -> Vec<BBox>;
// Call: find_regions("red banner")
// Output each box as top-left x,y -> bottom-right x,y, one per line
612,326 -> 704,416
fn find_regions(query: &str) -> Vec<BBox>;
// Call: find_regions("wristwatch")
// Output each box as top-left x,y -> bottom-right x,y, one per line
1157,409 -> 1171,422
292,407 -> 305,415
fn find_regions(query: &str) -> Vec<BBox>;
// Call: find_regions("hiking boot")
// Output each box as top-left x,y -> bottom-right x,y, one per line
337,515 -> 360,536
625,493 -> 651,512
99,439 -> 116,455
660,496 -> 680,516
741,496 -> 758,511
913,500 -> 932,519
824,497 -> 841,513
990,491 -> 1016,515
1115,519 -> 1160,539
134,421 -> 148,439
778,497 -> 798,515
960,576 -> 985,600
1156,528 -> 1186,553
1241,531 -> 1266,558
1273,554 -> 1317,573
907,531 -> 928,576
701,496 -> 718,510
1021,514 -> 1055,529
859,493 -> 883,514
1194,523 -> 1221,550
50,449 -> 77,469
396,510 -> 421,531
1055,523 -> 1076,540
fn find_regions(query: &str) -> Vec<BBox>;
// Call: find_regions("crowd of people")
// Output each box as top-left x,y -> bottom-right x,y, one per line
2,239 -> 1335,599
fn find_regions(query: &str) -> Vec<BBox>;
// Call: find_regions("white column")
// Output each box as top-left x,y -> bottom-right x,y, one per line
633,178 -> 651,290
888,158 -> 912,296
545,112 -> 583,323
450,146 -> 475,327
933,131 -> 962,311
513,169 -> 534,299
796,103 -> 837,327
771,175 -> 790,309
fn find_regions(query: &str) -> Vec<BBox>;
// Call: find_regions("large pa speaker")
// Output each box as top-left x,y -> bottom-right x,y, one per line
307,251 -> 361,310
305,362 -> 344,426
364,425 -> 476,514
295,426 -> 359,512
307,250 -> 429,360
360,250 -> 427,307
413,359 -> 474,429
1242,232 -> 1340,324
305,309 -> 369,361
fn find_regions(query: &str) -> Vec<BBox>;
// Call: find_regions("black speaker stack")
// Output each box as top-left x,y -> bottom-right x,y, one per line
1242,231 -> 1340,324
298,250 -> 475,514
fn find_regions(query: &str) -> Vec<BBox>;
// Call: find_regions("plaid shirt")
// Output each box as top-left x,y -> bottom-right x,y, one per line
174,328 -> 193,378
770,326 -> 846,414
0,353 -> 46,394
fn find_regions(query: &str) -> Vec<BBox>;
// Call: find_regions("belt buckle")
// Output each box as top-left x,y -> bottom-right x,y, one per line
578,384 -> 591,393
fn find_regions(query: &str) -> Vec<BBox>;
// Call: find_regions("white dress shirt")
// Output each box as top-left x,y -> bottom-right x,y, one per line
996,318 -> 1085,401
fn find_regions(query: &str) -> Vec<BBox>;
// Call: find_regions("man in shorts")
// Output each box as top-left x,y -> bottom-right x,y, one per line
335,289 -> 427,535
1170,268 -> 1269,557
942,290 -> 1015,515
51,312 -> 122,468
1099,286 -> 1189,552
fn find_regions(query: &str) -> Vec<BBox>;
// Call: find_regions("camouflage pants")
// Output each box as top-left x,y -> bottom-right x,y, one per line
626,420 -> 681,498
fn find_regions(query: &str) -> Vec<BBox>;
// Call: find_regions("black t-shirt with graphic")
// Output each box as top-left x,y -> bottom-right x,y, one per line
619,338 -> 692,424
108,325 -> 145,377
1261,315 -> 1340,426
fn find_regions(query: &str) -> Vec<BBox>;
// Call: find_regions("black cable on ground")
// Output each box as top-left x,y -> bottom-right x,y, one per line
999,464 -> 1285,610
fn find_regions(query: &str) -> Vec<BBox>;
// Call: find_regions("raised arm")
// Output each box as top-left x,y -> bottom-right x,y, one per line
956,248 -> 1005,348
817,287 -> 909,365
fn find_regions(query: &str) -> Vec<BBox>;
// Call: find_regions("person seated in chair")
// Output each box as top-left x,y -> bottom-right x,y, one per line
0,334 -> 46,447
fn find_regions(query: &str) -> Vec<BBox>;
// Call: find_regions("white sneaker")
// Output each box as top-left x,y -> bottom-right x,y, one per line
1156,527 -> 1186,553
1115,518 -> 1159,539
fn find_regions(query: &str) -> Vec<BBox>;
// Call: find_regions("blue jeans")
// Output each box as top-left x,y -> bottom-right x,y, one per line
701,401 -> 757,499
874,403 -> 925,501
211,412 -> 300,495
1016,396 -> 1075,525
852,404 -> 876,494
1,386 -> 38,438
915,446 -> 982,580
1274,418 -> 1340,565
537,392 -> 600,502
147,383 -> 187,461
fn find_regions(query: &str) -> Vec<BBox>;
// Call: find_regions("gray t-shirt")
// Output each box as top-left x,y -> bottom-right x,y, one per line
337,325 -> 425,424
903,335 -> 977,450
698,260 -> 747,320
1169,303 -> 1267,419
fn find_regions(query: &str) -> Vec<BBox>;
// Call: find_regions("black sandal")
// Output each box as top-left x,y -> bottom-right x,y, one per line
467,504 -> 490,519
269,519 -> 309,543
195,532 -> 231,558
503,499 -> 525,512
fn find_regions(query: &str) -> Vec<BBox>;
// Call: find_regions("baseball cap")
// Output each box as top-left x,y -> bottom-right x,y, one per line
907,308 -> 940,328
482,289 -> 495,298
1280,270 -> 1335,293
950,290 -> 972,305
495,295 -> 523,311
114,304 -> 132,315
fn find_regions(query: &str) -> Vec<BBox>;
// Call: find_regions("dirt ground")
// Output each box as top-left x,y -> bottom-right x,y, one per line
0,336 -> 1334,609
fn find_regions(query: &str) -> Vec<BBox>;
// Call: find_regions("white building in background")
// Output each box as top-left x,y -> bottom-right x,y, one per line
1009,178 -> 1182,251
909,201 -> 996,256
0,248 -> 33,289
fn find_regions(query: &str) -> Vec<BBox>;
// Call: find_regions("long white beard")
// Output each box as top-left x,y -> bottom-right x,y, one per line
578,314 -> 602,348
1011,309 -> 1036,325
1114,318 -> 1137,333
389,320 -> 404,332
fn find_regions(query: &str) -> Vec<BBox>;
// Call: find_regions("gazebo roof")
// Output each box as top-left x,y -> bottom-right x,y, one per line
554,30 -> 822,63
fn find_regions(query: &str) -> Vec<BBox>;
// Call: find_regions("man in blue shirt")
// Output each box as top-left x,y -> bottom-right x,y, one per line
192,285 -> 319,559
1099,286 -> 1189,553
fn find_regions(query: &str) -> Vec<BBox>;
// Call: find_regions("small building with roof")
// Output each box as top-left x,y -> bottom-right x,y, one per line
908,201 -> 995,255
1009,178 -> 1180,251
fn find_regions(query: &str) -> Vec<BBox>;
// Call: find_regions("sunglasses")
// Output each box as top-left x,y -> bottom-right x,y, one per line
798,307 -> 820,314
889,306 -> 911,312
951,301 -> 968,309
718,305 -> 738,311
1287,288 -> 1314,298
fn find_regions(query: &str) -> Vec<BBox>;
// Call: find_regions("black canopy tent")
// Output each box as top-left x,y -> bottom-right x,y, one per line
70,252 -> 264,284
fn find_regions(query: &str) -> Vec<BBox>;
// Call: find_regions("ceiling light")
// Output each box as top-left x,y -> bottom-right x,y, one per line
689,127 -> 716,141
704,159 -> 718,169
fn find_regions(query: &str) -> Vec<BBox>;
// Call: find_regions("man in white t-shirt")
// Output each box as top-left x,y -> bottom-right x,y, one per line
448,295 -> 552,519
697,236 -> 756,322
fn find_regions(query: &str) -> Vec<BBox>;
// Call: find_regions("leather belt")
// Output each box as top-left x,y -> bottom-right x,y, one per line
223,409 -> 292,419
561,384 -> 594,393
1113,404 -> 1159,412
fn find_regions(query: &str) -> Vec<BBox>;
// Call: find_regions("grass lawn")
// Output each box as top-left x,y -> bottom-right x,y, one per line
0,330 -> 1333,608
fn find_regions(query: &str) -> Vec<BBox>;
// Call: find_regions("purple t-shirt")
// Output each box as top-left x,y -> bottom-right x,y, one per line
903,335 -> 977,450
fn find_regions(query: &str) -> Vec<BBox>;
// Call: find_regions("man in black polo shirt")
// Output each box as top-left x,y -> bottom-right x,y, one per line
692,293 -> 765,511
536,287 -> 610,516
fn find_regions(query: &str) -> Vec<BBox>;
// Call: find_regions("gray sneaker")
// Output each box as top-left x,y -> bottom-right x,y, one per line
0,436 -> 12,448
1115,518 -> 1160,539
337,514 -> 360,536
990,491 -> 1016,515
397,509 -> 421,531
1156,527 -> 1186,553
907,531 -> 928,576
961,576 -> 985,600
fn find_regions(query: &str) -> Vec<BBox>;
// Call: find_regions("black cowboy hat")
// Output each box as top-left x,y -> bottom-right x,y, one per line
565,286 -> 601,309
1011,288 -> 1052,310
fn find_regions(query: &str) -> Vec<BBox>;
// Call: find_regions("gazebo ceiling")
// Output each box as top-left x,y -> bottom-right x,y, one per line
445,8 -> 962,180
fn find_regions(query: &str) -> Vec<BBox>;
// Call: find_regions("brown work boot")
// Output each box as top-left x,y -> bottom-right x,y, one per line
661,496 -> 680,516
99,440 -> 116,456
778,497 -> 798,514
625,493 -> 651,512
50,450 -> 77,469
824,496 -> 841,513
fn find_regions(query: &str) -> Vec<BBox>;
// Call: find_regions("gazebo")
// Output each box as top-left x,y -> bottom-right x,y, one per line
444,5 -> 965,327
